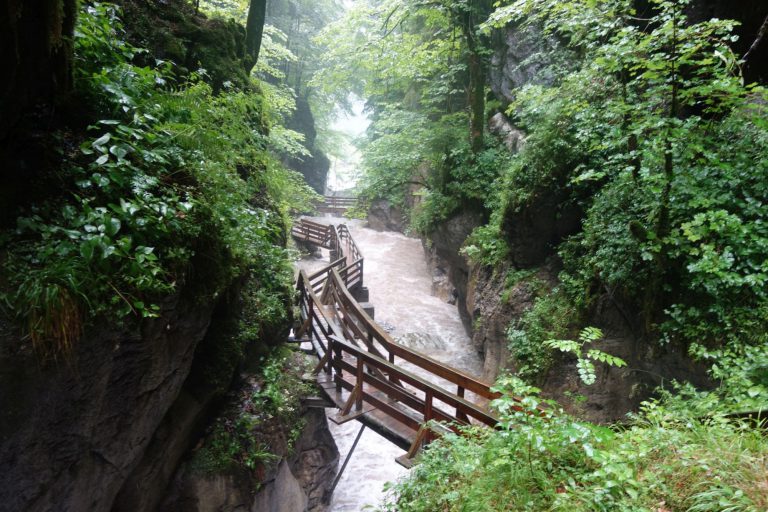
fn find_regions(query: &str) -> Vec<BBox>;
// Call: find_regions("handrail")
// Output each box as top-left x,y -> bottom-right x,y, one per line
329,334 -> 498,428
317,196 -> 357,212
295,220 -> 505,455
292,219 -> 364,292
297,267 -> 497,431
327,268 -> 498,400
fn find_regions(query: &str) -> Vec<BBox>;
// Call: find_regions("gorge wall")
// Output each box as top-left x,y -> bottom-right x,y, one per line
0,1 -> 338,510
418,4 -> 755,422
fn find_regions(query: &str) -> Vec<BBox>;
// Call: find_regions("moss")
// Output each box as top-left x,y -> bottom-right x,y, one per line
115,0 -> 252,90
189,351 -> 314,478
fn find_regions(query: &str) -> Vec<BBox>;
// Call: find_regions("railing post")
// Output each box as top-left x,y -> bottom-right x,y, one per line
333,340 -> 342,391
355,356 -> 364,412
456,386 -> 470,423
325,331 -> 333,374
387,350 -> 396,400
424,389 -> 433,445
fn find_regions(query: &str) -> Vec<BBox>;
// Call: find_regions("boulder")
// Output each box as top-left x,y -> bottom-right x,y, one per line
367,199 -> 406,233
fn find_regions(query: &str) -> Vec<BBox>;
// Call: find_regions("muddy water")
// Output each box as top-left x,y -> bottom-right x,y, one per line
294,218 -> 483,511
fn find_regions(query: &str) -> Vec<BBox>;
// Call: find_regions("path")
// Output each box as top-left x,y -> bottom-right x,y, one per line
293,218 -> 495,510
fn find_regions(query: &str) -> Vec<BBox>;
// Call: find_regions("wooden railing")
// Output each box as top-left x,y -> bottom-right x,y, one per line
292,218 -> 364,293
296,237 -> 502,458
317,196 -> 357,214
291,218 -> 334,248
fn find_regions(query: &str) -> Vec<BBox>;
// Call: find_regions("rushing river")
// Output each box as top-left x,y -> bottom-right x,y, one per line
294,218 -> 484,511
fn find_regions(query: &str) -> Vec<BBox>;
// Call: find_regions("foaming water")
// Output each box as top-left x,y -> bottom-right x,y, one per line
295,218 -> 483,511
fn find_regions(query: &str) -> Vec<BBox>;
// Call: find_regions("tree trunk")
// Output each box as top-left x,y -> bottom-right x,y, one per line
459,0 -> 491,155
0,0 -> 77,139
468,49 -> 485,154
244,0 -> 267,73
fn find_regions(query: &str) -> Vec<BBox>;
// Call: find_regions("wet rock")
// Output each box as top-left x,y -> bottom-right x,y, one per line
430,266 -> 457,305
396,332 -> 448,351
252,460 -> 309,512
0,293 -> 215,512
465,259 -> 712,423
160,407 -> 338,512
367,199 -> 406,233
424,210 -> 483,332
488,113 -> 526,153
467,260 -> 558,382
502,190 -> 583,268
488,22 -> 562,106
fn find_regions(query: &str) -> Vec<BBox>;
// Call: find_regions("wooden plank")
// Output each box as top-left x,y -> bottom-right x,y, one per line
329,335 -> 498,426
328,268 -> 500,400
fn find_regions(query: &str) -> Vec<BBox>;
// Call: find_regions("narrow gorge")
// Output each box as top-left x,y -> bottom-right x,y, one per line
1,0 -> 767,511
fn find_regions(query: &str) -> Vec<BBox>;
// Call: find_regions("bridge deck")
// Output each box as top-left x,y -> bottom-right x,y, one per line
316,372 -> 416,450
291,218 -> 515,464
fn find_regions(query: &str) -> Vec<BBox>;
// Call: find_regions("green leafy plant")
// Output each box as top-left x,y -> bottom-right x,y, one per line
0,3 -> 312,358
545,327 -> 627,385
380,372 -> 767,512
191,350 -> 314,475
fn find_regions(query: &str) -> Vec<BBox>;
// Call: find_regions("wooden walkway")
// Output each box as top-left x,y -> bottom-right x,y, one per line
315,196 -> 357,216
291,218 -> 509,466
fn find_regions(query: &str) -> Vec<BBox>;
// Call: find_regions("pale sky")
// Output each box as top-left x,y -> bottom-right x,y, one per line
327,94 -> 370,192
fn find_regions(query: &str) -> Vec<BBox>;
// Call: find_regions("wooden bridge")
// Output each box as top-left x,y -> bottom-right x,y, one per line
315,196 -> 357,216
291,218 -> 504,466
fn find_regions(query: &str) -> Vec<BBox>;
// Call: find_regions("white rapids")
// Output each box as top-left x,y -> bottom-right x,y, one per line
294,218 -> 484,511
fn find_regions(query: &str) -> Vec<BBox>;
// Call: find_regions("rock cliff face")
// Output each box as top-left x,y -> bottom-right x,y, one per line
488,22 -> 562,106
282,96 -> 330,195
465,261 -> 712,423
423,211 -> 483,332
0,292 -> 215,512
367,199 -> 407,233
161,406 -> 338,512
0,2 -> 337,510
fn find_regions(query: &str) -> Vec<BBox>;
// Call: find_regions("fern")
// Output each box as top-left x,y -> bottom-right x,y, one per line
545,327 -> 627,385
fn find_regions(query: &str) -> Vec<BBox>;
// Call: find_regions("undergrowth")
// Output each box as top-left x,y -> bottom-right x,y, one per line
0,2 -> 314,360
190,349 -> 314,476
380,366 -> 768,512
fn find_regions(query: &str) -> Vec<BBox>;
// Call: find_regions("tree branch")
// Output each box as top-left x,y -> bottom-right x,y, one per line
743,13 -> 768,63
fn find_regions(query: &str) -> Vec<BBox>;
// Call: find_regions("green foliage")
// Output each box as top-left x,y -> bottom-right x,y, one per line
656,343 -> 768,416
380,374 -> 768,512
190,415 -> 280,475
191,350 -> 313,475
481,0 -> 768,351
0,3 -> 311,356
200,0 -> 343,158
545,327 -> 627,385
315,0 -> 507,232
506,287 -> 578,381
461,220 -> 508,267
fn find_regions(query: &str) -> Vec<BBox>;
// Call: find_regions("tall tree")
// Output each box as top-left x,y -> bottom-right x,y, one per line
453,0 -> 492,154
0,0 -> 78,139
244,0 -> 267,72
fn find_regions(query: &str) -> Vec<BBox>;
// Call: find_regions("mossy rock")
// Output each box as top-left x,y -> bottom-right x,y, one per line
116,0 -> 252,91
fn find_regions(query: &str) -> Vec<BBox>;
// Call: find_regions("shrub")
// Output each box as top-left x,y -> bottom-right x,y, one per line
0,3 -> 312,358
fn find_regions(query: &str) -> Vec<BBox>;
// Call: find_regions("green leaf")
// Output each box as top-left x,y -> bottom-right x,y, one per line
92,133 -> 111,147
105,217 -> 121,237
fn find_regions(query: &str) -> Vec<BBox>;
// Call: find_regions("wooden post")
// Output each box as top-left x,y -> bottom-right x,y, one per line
457,386 -> 470,423
334,340 -> 342,391
355,356 -> 364,411
424,389 -> 434,444
388,352 -> 396,388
